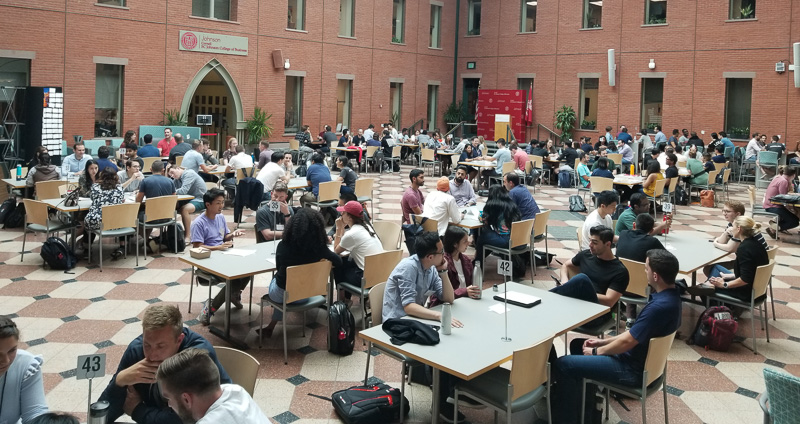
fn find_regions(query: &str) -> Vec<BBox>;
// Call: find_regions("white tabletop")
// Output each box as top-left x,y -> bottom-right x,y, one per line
454,205 -> 482,229
659,230 -> 731,274
180,240 -> 277,280
613,175 -> 644,186
458,160 -> 495,168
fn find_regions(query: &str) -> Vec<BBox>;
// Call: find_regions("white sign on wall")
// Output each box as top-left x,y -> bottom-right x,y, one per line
179,30 -> 248,56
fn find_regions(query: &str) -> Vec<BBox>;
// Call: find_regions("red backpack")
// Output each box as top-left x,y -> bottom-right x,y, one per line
689,306 -> 738,351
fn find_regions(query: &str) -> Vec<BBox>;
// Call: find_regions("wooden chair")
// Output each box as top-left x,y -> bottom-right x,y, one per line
355,178 -> 375,219
582,176 -> 613,209
175,156 -> 184,168
373,220 -> 403,250
489,161 -> 516,187
582,331 -> 677,424
288,139 -> 301,163
363,146 -> 380,173
713,161 -> 727,171
236,166 -> 256,182
705,260 -> 776,354
214,346 -> 260,397
88,202 -> 140,271
454,336 -> 555,424
308,181 -> 341,212
664,177 -> 679,213
528,154 -> 549,186
483,219 -> 535,281
420,148 -> 440,177
645,178 -> 668,219
139,195 -> 178,258
20,199 -> 75,262
766,246 -> 778,321
141,157 -> 159,174
607,153 -> 622,172
34,180 -> 68,200
717,167 -> 732,201
688,169 -> 719,208
412,214 -> 439,234
338,250 -> 403,333
531,210 -> 551,275
259,259 -> 332,363
385,146 -> 403,174
616,259 -> 650,334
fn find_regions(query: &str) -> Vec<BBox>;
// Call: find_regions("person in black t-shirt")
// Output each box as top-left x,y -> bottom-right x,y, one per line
664,153 -> 679,179
616,214 -> 666,263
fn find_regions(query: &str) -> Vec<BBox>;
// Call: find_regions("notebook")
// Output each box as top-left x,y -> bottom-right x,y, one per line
493,291 -> 542,308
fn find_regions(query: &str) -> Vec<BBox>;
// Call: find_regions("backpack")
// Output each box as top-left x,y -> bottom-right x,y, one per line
689,305 -> 738,351
568,194 -> 587,212
700,189 -> 715,208
715,168 -> 727,184
4,202 -> 25,228
674,185 -> 689,206
611,203 -> 627,220
402,216 -> 428,255
328,301 -> 356,356
558,171 -> 573,188
160,224 -> 186,253
0,198 -> 17,226
372,149 -> 385,172
733,147 -> 744,164
330,384 -> 410,424
40,237 -> 77,270
295,163 -> 307,177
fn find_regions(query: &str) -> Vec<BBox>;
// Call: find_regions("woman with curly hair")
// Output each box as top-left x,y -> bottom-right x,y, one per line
475,185 -> 520,265
261,208 -> 342,337
84,168 -> 125,258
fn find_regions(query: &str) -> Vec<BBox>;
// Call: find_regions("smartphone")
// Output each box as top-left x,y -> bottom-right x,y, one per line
550,275 -> 561,286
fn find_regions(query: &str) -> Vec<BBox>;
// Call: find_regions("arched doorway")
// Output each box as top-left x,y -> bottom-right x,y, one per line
180,59 -> 244,153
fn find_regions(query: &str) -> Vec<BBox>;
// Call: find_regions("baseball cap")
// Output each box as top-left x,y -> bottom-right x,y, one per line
336,200 -> 363,216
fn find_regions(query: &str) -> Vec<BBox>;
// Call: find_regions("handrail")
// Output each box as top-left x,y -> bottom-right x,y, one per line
445,121 -> 466,138
536,124 -> 563,146
407,118 -> 425,134
504,124 -> 516,142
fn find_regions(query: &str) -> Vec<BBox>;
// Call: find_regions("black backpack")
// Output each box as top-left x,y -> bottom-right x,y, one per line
674,185 -> 689,206
328,301 -> 356,356
401,216 -> 428,255
4,202 -> 25,228
611,203 -> 627,220
558,170 -> 573,188
569,194 -> 587,212
373,149 -> 385,172
40,237 -> 77,270
295,163 -> 307,177
330,384 -> 410,424
0,198 -> 17,226
160,224 -> 186,253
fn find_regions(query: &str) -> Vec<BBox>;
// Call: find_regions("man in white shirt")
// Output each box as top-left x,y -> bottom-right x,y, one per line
363,124 -> 375,144
745,132 -> 761,161
157,348 -> 268,424
255,151 -> 289,196
222,145 -> 254,188
423,176 -> 463,235
580,190 -> 619,250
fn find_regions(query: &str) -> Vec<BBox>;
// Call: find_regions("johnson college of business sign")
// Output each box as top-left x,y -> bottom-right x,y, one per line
179,30 -> 248,56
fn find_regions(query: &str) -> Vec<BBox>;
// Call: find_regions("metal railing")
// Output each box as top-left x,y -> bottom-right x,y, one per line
536,124 -> 563,146
407,118 -> 425,135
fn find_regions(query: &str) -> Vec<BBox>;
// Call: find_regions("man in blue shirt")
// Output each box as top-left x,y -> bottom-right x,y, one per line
719,131 -> 735,150
552,249 -> 681,423
653,125 -> 667,145
61,142 -> 93,177
299,152 -> 333,208
503,172 -> 539,220
616,126 -> 633,144
94,145 -> 119,173
138,134 -> 161,158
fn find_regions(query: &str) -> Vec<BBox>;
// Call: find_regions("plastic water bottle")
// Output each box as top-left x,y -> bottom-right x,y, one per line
472,262 -> 482,299
441,303 -> 452,335
16,164 -> 21,180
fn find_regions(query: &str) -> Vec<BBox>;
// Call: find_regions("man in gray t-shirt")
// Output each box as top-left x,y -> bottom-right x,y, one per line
169,166 -> 208,243
255,183 -> 293,243
478,138 -> 511,187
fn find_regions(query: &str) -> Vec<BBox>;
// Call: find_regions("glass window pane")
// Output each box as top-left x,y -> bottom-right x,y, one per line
97,0 -> 126,6
213,0 -> 230,20
340,0 -> 355,37
192,0 -> 210,17
725,78 -> 752,138
468,0 -> 481,35
430,5 -> 442,48
285,76 -> 303,133
579,78 -> 598,130
337,80 -> 352,131
645,0 -> 667,24
521,1 -> 537,32
730,0 -> 755,19
0,58 -> 30,102
583,0 -> 602,28
517,78 -> 533,91
288,0 -> 305,30
95,64 -> 123,137
427,85 -> 438,131
641,78 -> 664,131
390,82 -> 403,128
392,0 -> 405,43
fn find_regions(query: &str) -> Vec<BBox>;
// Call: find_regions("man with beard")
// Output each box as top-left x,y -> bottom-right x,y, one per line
449,166 -> 476,207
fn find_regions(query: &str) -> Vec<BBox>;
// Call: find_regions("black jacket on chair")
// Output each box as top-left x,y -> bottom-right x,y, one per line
234,177 -> 264,223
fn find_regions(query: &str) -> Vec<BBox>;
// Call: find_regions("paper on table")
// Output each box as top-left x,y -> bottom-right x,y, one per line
664,243 -> 676,251
489,303 -> 511,314
221,249 -> 255,257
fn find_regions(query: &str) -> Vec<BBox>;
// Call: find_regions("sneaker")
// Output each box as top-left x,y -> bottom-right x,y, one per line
148,240 -> 160,254
447,395 -> 486,409
198,301 -> 215,326
766,227 -> 777,240
437,404 -> 466,423
232,290 -> 244,310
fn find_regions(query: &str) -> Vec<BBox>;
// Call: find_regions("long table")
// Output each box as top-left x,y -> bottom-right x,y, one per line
359,282 -> 609,423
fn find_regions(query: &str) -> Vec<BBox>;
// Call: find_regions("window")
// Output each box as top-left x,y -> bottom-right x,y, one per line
724,78 -> 752,139
583,0 -> 602,29
390,82 -> 403,128
579,78 -> 598,130
645,0 -> 667,24
97,0 -> 126,6
392,0 -> 405,43
339,0 -> 355,37
517,77 -> 534,92
285,76 -> 303,134
427,85 -> 439,131
0,58 -> 30,102
337,79 -> 352,132
192,0 -> 231,21
640,78 -> 663,131
430,4 -> 442,48
287,0 -> 305,30
521,0 -> 537,33
730,0 -> 755,19
95,64 -> 124,138
467,0 -> 481,35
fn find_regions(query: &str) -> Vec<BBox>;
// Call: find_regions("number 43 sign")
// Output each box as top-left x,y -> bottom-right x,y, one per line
76,353 -> 106,380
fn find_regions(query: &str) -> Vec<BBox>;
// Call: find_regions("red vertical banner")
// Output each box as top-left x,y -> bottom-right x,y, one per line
475,89 -> 526,141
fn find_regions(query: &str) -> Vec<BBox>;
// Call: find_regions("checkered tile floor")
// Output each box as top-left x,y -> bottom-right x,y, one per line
3,163 -> 799,424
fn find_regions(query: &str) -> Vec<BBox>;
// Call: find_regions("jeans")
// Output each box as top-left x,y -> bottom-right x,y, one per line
333,258 -> 364,300
708,264 -> 732,278
210,277 -> 251,311
552,338 -> 641,423
549,274 -> 611,327
766,206 -> 800,231
340,186 -> 354,195
475,230 -> 510,265
267,277 -> 309,321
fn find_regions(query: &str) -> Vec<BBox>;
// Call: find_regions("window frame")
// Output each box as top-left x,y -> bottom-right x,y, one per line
724,78 -> 753,140
578,78 -> 599,131
284,76 -> 303,135
339,0 -> 355,37
392,0 -> 406,44
430,4 -> 442,48
582,0 -> 602,29
644,0 -> 667,25
94,63 -> 124,138
520,0 -> 537,33
390,82 -> 403,129
729,0 -> 756,20
336,79 -> 352,134
427,84 -> 439,131
640,77 -> 664,132
287,0 -> 306,31
467,0 -> 482,36
192,0 -> 233,21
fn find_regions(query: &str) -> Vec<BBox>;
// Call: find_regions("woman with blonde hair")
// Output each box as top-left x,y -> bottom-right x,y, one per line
706,216 -> 770,301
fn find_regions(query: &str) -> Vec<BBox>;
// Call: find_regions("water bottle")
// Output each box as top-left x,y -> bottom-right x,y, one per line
89,400 -> 110,424
16,164 -> 21,180
472,262 -> 482,299
441,303 -> 452,335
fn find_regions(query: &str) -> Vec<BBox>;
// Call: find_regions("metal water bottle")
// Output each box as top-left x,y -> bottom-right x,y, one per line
16,164 -> 21,180
441,303 -> 452,335
472,262 -> 482,299
89,400 -> 110,424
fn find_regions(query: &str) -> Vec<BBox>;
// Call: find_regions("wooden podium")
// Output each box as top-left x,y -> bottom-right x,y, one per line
494,114 -> 512,141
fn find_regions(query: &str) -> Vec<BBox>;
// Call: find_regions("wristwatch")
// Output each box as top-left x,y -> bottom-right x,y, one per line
723,281 -> 728,289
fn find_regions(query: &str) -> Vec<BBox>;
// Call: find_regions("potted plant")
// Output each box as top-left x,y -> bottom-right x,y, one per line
580,119 -> 596,130
160,108 -> 187,126
739,4 -> 754,19
554,105 -> 576,142
389,111 -> 400,128
246,107 -> 273,144
444,100 -> 465,131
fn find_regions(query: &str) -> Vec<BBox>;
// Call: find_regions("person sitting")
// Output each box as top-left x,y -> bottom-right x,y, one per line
580,136 -> 594,154
94,145 -> 119,174
156,348 -> 268,423
423,176 -> 463,236
581,190 -> 619,250
641,160 -> 664,198
83,168 -> 126,258
442,226 -> 481,302
221,137 -> 239,165
615,193 -> 671,235
168,166 -> 208,242
98,305 -> 231,424
616,213 -> 666,263
617,139 -> 634,171
663,153 -> 679,180
262,208 -> 342,337
135,160 -> 176,250
763,166 -> 800,238
594,135 -> 610,152
158,128 -> 177,156
0,315 -> 49,424
475,185 -> 520,265
591,147 -> 615,173
26,146 -> 48,173
183,139 -> 219,182
138,134 -> 160,158
117,160 -> 144,193
590,156 -> 614,179
557,141 -> 581,173
167,134 -> 191,165
299,153 -> 333,208
26,152 -> 61,187
222,144 -> 254,189
478,138 -> 512,188
685,150 -> 709,186
712,144 -> 727,163
333,200 -> 383,302
504,171 -> 539,220
510,141 -> 528,171
576,151 -> 591,188
552,249 -> 681,423
457,144 -> 480,181
61,142 -> 93,178
401,169 -> 425,225
705,216 -> 770,302
255,182 -> 293,243
335,156 -> 358,194
450,166 -> 476,207
256,140 -> 274,170
702,152 -> 715,173
125,143 -> 144,169
686,131 -> 704,150
256,151 -> 289,198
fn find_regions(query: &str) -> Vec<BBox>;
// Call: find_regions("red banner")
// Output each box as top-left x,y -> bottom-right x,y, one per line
475,89 -> 526,141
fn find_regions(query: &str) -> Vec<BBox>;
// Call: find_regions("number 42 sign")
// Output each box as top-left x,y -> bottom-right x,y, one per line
76,353 -> 106,380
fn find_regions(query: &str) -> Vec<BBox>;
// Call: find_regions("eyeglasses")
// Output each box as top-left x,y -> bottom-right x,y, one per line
722,209 -> 732,214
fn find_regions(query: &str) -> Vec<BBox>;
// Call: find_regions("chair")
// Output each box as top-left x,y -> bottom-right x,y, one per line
607,153 -> 623,172
363,282 -> 419,423
723,146 -> 734,161
489,161 -> 516,187
139,195 -> 178,259
766,246 -> 778,321
760,367 -> 800,424
748,186 -> 779,241
531,210 -> 551,275
141,157 -> 159,174
483,219 -> 535,281
355,178 -> 375,219
373,220 -> 403,250
705,260 -> 776,354
288,139 -> 300,163
308,180 -> 341,212
338,250 -> 403,332
616,259 -> 650,334
738,147 -> 755,183
411,214 -> 439,233
719,168 -> 732,201
260,259 -> 332,363
20,199 -> 75,262
88,202 -> 140,271
713,161 -> 727,171
386,146 -> 403,174
571,158 -> 582,187
35,180 -> 67,200
213,346 -> 260,397
363,146 -> 380,173
175,156 -> 184,168
664,177 -> 679,213
420,148 -> 440,177
454,336 -> 554,424
583,176 -> 613,208
645,178 -> 668,219
757,151 -> 779,182
528,154 -> 549,188
582,331 -> 677,424
204,181 -> 217,191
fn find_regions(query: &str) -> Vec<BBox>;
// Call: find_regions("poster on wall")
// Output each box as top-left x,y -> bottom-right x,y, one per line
475,89 -> 525,141
41,87 -> 63,156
